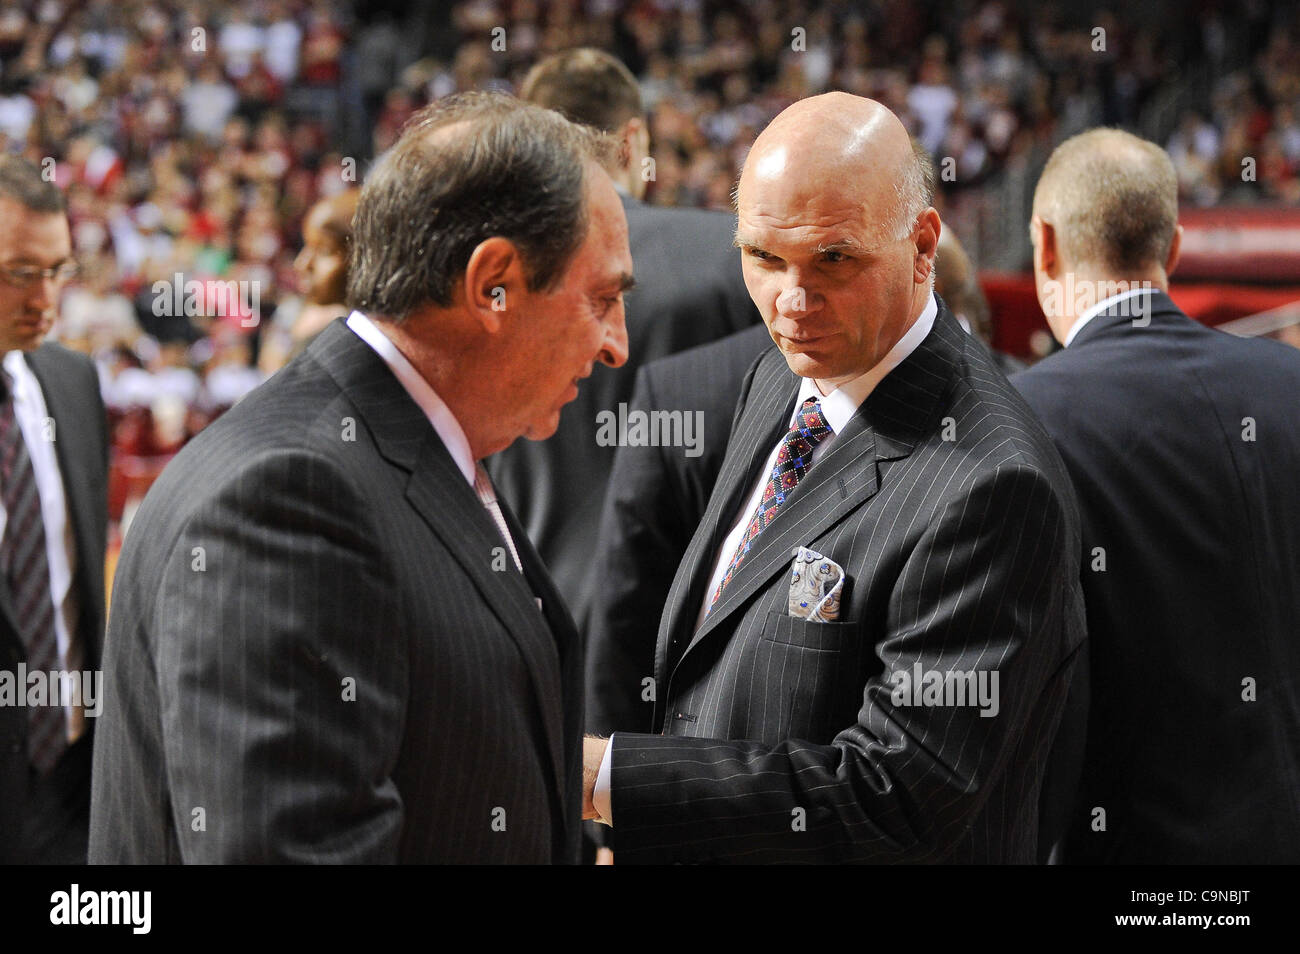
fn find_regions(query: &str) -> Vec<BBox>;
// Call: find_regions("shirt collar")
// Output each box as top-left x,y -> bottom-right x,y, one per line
2,349 -> 34,400
1064,286 -> 1156,347
791,291 -> 938,430
345,311 -> 476,486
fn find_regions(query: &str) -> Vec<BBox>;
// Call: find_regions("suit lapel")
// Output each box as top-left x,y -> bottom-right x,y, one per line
652,351 -> 793,695
7,349 -> 103,665
403,439 -> 569,802
665,301 -> 966,683
310,321 -> 569,804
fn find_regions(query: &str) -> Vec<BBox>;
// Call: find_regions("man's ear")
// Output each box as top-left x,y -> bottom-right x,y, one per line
1031,214 -> 1058,278
618,117 -> 645,171
913,207 -> 941,284
462,237 -> 526,334
1164,224 -> 1183,278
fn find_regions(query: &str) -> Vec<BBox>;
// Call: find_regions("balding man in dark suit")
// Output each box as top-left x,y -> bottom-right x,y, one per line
581,93 -> 1086,864
1013,128 -> 1300,863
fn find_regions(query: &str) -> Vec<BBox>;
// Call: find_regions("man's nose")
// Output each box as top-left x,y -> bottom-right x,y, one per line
27,274 -> 59,310
598,305 -> 629,369
775,273 -> 816,317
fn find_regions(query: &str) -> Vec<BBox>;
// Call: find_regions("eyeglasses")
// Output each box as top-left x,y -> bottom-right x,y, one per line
0,261 -> 79,288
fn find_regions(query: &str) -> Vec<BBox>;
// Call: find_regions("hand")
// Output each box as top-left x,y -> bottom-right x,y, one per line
582,735 -> 610,821
595,847 -> 614,865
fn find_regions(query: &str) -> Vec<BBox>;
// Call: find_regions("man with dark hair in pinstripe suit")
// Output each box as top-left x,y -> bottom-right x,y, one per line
90,93 -> 633,863
582,92 -> 1088,864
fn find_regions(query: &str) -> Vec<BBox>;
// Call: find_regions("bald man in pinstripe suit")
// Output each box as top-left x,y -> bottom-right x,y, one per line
582,93 -> 1087,864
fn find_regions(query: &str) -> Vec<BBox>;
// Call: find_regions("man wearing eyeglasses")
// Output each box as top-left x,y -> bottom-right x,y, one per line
0,156 -> 108,864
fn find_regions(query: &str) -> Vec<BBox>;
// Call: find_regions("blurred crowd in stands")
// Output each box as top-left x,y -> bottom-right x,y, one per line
0,0 -> 1294,527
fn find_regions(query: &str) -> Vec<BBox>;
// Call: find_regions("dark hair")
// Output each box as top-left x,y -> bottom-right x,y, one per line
0,155 -> 66,213
518,48 -> 644,133
347,91 -> 612,321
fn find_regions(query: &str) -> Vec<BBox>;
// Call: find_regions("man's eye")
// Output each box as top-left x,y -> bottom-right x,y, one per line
821,251 -> 848,263
747,248 -> 774,261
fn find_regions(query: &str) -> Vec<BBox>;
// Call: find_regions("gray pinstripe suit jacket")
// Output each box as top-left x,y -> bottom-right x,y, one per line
608,300 -> 1088,863
89,319 -> 584,863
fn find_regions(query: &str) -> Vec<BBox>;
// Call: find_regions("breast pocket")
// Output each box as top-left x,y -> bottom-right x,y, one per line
753,611 -> 865,742
761,611 -> 857,652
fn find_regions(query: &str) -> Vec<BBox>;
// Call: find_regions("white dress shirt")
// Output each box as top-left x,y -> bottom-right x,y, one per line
1063,287 -> 1156,347
1,350 -> 81,740
594,292 -> 939,825
346,311 -> 476,486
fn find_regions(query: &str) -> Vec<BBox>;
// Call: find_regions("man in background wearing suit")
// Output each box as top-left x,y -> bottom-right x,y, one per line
1013,128 -> 1300,863
581,92 -> 1087,864
90,92 -> 633,863
0,157 -> 108,864
487,48 -> 759,630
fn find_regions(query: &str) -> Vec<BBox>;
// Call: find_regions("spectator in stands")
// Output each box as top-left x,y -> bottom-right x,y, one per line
260,187 -> 358,375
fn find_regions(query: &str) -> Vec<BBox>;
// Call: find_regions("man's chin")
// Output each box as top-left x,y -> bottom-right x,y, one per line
779,349 -> 844,381
521,412 -> 562,442
5,326 -> 50,352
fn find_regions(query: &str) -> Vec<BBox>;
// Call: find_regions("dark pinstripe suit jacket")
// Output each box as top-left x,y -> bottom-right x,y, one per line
608,299 -> 1088,863
89,319 -> 584,863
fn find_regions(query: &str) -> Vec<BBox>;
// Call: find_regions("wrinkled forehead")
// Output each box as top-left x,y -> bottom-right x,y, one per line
737,144 -> 898,246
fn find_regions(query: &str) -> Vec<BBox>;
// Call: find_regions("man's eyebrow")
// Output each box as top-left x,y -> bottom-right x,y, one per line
2,256 -> 72,266
732,235 -> 872,255
613,272 -> 636,292
813,239 -> 869,254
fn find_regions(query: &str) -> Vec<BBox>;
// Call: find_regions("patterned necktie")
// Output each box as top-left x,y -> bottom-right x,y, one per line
0,367 -> 66,774
709,397 -> 833,610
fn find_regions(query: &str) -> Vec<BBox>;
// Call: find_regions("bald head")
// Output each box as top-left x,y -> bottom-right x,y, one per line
1033,128 -> 1179,273
740,93 -> 932,244
733,93 -> 942,388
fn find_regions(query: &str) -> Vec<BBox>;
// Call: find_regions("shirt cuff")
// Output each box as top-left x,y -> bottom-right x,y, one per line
594,733 -> 615,826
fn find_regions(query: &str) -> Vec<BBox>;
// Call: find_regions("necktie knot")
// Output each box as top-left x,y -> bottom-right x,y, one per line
791,396 -> 831,441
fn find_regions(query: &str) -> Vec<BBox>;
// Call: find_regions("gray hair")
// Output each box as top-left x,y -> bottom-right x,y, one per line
893,139 -> 935,240
1033,128 -> 1178,271
347,91 -> 615,321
